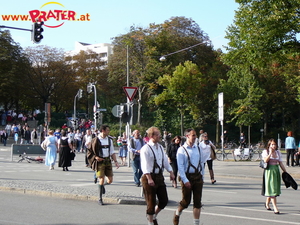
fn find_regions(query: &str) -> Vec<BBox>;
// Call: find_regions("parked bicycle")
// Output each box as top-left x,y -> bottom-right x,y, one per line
233,146 -> 262,161
225,140 -> 239,149
216,148 -> 232,161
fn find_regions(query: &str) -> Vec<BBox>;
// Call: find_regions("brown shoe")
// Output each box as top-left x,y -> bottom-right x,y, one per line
173,212 -> 180,225
153,218 -> 158,225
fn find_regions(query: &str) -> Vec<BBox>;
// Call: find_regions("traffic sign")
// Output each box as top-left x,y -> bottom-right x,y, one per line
123,87 -> 138,102
218,92 -> 224,121
112,105 -> 121,117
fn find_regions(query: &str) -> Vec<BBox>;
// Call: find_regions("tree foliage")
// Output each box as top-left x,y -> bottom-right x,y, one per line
23,45 -> 76,112
154,61 -> 204,134
221,0 -> 300,136
0,30 -> 30,111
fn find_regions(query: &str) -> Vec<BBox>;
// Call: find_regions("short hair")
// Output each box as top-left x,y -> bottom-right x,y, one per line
287,131 -> 293,137
132,130 -> 139,135
48,130 -> 54,135
184,128 -> 195,136
100,124 -> 110,132
146,127 -> 160,138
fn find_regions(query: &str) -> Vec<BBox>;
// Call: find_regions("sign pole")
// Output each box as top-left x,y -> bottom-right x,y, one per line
218,93 -> 224,161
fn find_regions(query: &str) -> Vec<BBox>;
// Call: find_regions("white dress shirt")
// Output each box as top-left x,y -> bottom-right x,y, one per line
98,135 -> 115,157
140,140 -> 173,174
177,142 -> 205,184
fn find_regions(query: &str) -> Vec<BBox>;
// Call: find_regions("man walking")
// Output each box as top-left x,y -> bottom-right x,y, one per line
31,128 -> 38,144
140,127 -> 175,225
87,125 -> 119,205
2,130 -> 8,146
129,129 -> 144,187
24,126 -> 31,144
82,129 -> 94,167
173,128 -> 205,225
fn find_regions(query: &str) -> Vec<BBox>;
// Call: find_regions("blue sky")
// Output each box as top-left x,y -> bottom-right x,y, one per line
0,0 -> 238,51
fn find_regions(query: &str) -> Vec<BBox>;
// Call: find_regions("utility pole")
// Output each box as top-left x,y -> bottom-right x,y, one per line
87,83 -> 98,130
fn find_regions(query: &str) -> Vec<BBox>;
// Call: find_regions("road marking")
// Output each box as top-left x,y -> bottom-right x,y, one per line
217,205 -> 300,216
201,212 -> 300,224
204,189 -> 237,194
70,183 -> 96,187
165,207 -> 300,224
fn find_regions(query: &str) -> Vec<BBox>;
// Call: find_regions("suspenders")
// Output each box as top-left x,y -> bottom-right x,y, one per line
182,145 -> 202,174
147,144 -> 164,174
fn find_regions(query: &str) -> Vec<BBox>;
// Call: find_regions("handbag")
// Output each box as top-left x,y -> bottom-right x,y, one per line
259,159 -> 268,169
70,150 -> 76,160
210,147 -> 216,160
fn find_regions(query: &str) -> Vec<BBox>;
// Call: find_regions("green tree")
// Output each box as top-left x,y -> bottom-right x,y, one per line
154,61 -> 204,135
222,0 -> 300,138
24,45 -> 76,112
0,30 -> 30,112
108,16 -> 224,130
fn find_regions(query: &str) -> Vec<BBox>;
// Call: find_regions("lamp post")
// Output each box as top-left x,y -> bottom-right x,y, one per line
87,82 -> 98,130
73,89 -> 83,130
159,41 -> 209,136
159,42 -> 209,62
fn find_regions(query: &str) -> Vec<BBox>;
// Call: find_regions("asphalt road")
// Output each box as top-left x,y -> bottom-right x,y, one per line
1,177 -> 300,225
0,142 -> 300,225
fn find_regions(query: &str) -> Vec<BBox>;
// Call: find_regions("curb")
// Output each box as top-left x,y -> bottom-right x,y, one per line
0,186 -> 146,205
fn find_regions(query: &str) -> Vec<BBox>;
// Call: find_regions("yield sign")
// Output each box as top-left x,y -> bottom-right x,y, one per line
123,86 -> 138,101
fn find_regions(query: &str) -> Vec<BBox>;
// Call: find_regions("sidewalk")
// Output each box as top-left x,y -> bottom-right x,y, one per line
0,139 -> 299,205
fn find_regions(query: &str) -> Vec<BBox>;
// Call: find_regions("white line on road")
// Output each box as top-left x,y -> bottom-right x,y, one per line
201,212 -> 300,224
165,207 -> 300,224
217,205 -> 300,216
204,189 -> 237,194
70,183 -> 96,187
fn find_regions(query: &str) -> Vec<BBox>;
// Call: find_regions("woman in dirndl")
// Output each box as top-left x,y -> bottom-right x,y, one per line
261,139 -> 286,214
58,130 -> 73,171
45,130 -> 58,170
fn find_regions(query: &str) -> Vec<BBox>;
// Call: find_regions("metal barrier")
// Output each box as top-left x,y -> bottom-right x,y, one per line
11,144 -> 45,161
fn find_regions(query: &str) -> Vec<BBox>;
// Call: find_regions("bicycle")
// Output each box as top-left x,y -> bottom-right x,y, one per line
18,153 -> 44,163
249,144 -> 262,161
216,148 -> 232,161
233,146 -> 262,161
225,140 -> 239,149
233,147 -> 249,161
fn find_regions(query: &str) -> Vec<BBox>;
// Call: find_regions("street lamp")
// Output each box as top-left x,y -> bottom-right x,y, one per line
159,41 -> 209,136
159,41 -> 209,62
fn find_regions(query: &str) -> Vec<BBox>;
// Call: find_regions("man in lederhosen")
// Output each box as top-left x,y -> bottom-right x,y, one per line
140,126 -> 175,225
87,124 -> 119,205
173,128 -> 205,225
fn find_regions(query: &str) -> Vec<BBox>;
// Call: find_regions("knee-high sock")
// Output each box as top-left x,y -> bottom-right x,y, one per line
98,184 -> 104,200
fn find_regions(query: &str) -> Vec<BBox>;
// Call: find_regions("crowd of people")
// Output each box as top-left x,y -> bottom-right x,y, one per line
1,118 -> 298,224
0,123 -> 39,145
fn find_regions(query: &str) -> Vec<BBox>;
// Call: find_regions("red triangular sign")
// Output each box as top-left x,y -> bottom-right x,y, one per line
123,87 -> 138,101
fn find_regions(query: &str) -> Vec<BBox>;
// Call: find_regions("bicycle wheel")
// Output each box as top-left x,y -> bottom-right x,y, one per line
250,149 -> 261,161
232,142 -> 239,149
216,149 -> 225,161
